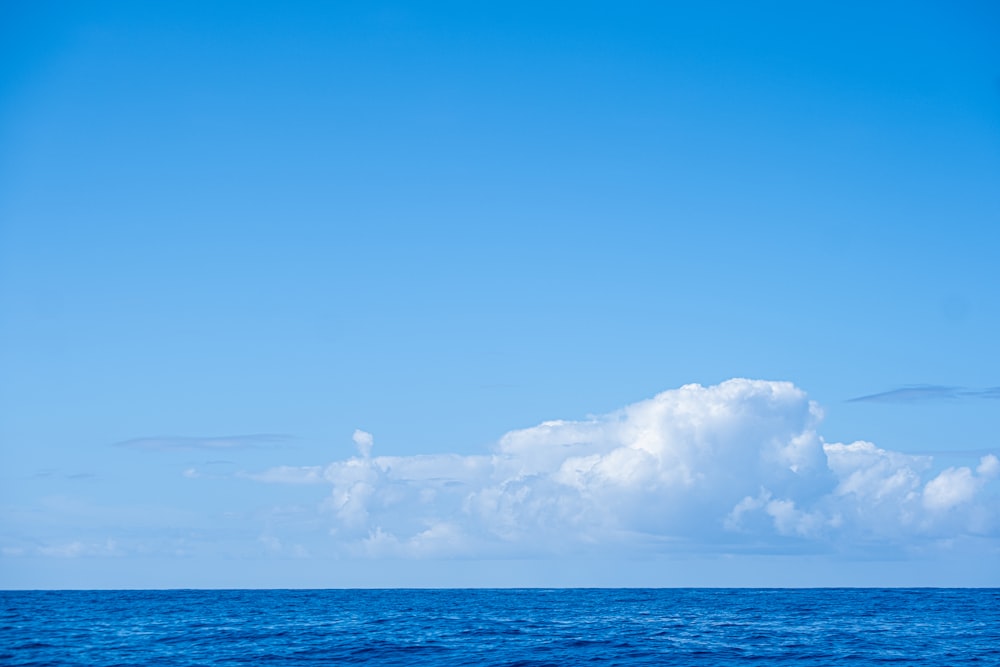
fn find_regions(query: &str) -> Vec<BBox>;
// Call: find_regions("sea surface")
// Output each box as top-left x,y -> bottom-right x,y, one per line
2,588 -> 998,666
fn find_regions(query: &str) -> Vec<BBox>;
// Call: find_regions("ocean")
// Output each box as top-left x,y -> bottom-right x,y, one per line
2,589 -> 998,665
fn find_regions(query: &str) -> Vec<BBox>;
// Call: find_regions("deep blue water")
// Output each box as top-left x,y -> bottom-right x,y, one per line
2,589 -> 998,666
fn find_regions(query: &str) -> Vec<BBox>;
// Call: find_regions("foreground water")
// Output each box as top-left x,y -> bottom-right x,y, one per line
2,589 -> 998,665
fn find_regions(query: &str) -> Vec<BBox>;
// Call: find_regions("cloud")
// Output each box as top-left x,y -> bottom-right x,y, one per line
922,455 -> 1000,514
116,434 -> 294,451
239,466 -> 325,484
244,379 -> 1000,558
978,454 -> 1000,478
973,387 -> 1000,400
923,467 -> 979,512
353,429 -> 374,458
848,385 -> 1000,403
848,385 -> 961,403
36,539 -> 121,558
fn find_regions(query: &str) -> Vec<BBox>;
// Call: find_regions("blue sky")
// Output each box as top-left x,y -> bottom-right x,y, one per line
1,1 -> 998,588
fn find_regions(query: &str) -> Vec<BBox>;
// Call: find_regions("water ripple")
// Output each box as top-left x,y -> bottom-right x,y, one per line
1,589 -> 998,666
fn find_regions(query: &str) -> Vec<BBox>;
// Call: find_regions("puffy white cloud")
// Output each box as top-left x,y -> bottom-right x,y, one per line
815,441 -> 930,536
353,429 -> 374,458
978,454 -> 1000,478
922,455 -> 1000,517
923,467 -> 978,512
246,379 -> 1000,557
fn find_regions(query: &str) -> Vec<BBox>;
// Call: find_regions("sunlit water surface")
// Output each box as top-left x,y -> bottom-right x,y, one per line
2,589 -> 998,665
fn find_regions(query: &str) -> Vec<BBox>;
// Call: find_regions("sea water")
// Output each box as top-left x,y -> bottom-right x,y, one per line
2,589 -> 998,665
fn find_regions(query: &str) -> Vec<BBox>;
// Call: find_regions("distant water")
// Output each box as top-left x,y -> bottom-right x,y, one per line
2,589 -> 999,665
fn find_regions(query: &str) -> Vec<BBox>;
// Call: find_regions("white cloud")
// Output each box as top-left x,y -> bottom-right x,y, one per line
816,441 -> 930,535
978,454 -> 1000,478
923,467 -> 979,512
244,379 -> 1000,558
353,429 -> 374,458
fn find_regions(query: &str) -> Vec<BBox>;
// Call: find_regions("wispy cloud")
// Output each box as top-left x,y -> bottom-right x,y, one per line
115,434 -> 294,451
238,466 -> 325,485
848,385 -> 961,403
848,385 -> 1000,403
973,387 -> 1000,400
243,379 -> 1000,559
27,469 -> 96,480
36,539 -> 121,559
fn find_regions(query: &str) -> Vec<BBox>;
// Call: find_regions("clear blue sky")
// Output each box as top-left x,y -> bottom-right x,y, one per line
1,1 -> 998,588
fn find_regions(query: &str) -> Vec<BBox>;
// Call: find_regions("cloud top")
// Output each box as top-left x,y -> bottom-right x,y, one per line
248,379 -> 999,558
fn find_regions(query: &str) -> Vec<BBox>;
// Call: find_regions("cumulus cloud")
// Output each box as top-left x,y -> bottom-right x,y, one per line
978,454 -> 1000,478
923,456 -> 1000,513
245,379 -> 1000,558
924,467 -> 979,512
353,429 -> 374,458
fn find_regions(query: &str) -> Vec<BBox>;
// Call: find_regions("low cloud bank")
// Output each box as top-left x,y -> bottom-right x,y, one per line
253,379 -> 1000,557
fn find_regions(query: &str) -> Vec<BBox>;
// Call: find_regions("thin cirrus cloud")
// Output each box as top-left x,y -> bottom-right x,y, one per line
848,385 -> 1000,403
239,466 -> 325,485
116,433 -> 294,451
246,379 -> 1000,559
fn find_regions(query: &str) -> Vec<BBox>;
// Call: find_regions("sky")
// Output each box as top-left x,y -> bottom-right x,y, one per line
1,1 -> 999,588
